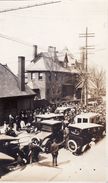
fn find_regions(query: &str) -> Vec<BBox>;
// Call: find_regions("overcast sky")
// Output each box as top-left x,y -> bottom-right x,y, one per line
0,0 -> 107,74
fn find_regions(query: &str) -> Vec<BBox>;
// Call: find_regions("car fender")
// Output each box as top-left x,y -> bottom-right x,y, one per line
42,137 -> 51,146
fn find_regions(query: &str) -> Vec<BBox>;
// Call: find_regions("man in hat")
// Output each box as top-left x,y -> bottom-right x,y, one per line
51,139 -> 59,167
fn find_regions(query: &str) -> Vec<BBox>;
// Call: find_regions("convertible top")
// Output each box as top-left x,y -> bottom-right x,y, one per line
39,120 -> 62,125
0,134 -> 19,141
36,113 -> 63,119
75,112 -> 99,119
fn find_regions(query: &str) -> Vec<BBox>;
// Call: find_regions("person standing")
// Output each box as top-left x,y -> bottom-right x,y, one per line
8,114 -> 14,128
51,139 -> 59,167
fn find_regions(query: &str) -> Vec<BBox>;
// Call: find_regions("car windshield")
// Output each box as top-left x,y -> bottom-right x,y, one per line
41,124 -> 52,132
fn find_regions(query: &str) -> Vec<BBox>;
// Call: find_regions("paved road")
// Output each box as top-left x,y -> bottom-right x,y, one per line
1,135 -> 107,182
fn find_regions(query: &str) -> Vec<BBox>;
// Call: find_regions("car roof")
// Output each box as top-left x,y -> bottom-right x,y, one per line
55,106 -> 73,112
68,123 -> 103,130
39,120 -> 62,125
36,113 -> 63,119
0,134 -> 19,141
75,112 -> 99,119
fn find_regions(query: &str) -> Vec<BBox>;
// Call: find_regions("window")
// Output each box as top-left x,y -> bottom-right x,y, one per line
78,118 -> 81,123
38,72 -> 43,80
25,73 -> 28,84
83,118 -> 88,123
31,73 -> 35,79
41,125 -> 52,132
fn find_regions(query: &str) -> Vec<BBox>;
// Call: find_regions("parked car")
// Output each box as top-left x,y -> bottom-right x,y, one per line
0,152 -> 15,169
35,113 -> 64,121
74,112 -> 100,124
26,113 -> 64,133
67,123 -> 104,155
0,134 -> 19,160
55,106 -> 75,115
31,120 -> 64,153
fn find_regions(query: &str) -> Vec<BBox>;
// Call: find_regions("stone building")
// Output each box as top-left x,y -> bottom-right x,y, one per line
0,57 -> 35,125
26,46 -> 80,103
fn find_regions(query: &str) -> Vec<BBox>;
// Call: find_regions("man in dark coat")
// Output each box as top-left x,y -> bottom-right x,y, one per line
51,139 -> 59,166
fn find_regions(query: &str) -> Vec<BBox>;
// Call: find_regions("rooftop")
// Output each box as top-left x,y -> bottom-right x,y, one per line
0,63 -> 35,98
26,52 -> 79,74
68,123 -> 102,130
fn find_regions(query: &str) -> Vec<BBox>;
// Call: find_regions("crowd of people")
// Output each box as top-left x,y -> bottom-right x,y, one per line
0,99 -> 106,168
1,99 -> 106,135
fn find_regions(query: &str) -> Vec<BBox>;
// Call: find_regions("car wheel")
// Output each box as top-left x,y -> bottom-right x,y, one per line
67,139 -> 78,153
32,137 -> 40,144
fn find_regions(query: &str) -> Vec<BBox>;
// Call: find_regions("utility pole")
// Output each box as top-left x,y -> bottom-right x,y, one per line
79,27 -> 95,108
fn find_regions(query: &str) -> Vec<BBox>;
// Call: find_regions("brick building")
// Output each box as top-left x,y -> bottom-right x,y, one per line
26,46 -> 80,103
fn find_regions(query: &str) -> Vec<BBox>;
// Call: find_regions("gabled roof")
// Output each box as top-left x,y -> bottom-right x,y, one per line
0,63 -> 35,98
57,47 -> 75,64
26,52 -> 71,73
26,52 -> 79,74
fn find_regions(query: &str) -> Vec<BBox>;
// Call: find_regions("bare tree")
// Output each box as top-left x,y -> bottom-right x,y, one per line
89,67 -> 106,98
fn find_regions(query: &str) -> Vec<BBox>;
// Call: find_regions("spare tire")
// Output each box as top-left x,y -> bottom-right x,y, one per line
67,139 -> 78,153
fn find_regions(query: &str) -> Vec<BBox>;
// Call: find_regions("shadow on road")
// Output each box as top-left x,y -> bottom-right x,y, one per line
59,160 -> 71,166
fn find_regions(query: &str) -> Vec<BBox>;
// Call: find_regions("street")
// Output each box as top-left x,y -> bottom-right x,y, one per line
0,135 -> 106,182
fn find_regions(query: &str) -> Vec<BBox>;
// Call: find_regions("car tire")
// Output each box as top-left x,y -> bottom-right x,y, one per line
67,139 -> 78,153
32,137 -> 40,144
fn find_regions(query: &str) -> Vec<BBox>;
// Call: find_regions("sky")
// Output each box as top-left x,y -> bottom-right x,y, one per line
0,0 -> 108,74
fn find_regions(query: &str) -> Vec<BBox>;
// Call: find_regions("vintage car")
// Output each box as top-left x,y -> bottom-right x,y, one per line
74,112 -> 100,124
55,106 -> 75,115
67,123 -> 104,155
32,120 -> 64,153
0,152 -> 15,169
26,113 -> 64,133
0,134 -> 19,160
35,113 -> 64,122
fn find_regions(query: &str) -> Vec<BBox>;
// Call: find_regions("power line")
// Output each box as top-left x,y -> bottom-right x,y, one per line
0,33 -> 33,47
0,1 -> 61,14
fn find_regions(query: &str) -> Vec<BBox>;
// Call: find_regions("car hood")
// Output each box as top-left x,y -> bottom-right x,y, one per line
35,131 -> 52,140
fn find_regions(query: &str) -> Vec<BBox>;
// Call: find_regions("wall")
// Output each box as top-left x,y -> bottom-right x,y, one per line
27,71 -> 80,102
0,96 -> 34,125
45,71 -> 76,102
27,72 -> 46,99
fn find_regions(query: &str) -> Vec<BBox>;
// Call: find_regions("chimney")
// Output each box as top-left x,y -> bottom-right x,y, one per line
33,45 -> 38,59
18,56 -> 25,91
48,46 -> 56,61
